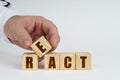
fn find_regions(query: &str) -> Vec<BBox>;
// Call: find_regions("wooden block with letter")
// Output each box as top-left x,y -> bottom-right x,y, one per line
44,53 -> 59,70
31,36 -> 52,58
60,53 -> 75,70
22,53 -> 38,70
76,52 -> 91,70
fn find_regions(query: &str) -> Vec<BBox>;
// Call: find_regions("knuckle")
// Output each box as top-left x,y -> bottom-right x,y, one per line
36,16 -> 45,20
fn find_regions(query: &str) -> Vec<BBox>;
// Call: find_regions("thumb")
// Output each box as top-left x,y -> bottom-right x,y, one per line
15,27 -> 32,49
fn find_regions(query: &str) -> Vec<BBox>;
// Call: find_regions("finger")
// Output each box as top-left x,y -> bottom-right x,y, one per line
31,30 -> 43,42
12,40 -> 23,48
47,26 -> 60,50
38,56 -> 44,62
43,20 -> 60,50
11,39 -> 32,50
35,17 -> 60,49
14,25 -> 32,49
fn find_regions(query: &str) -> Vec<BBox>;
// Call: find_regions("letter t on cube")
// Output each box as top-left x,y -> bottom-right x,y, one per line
31,36 -> 52,57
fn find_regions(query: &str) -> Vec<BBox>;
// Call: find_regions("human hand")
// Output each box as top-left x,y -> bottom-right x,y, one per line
4,16 -> 60,50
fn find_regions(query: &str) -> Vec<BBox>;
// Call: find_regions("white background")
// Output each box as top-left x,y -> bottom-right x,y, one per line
0,0 -> 120,80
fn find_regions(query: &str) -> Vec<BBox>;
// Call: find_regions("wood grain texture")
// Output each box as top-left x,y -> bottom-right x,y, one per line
76,52 -> 91,70
44,53 -> 59,70
60,53 -> 75,70
22,53 -> 38,70
31,36 -> 52,58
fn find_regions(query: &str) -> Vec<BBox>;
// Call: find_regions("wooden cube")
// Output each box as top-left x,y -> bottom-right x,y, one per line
31,36 -> 52,58
44,53 -> 59,70
22,53 -> 38,70
60,53 -> 75,70
76,52 -> 91,70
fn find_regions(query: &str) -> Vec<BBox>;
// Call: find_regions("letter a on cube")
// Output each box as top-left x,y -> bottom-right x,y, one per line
44,53 -> 59,70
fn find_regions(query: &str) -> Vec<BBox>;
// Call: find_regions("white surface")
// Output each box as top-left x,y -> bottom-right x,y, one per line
0,0 -> 120,80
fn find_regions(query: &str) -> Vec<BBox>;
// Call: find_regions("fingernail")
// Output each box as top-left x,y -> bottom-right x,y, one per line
24,40 -> 31,48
